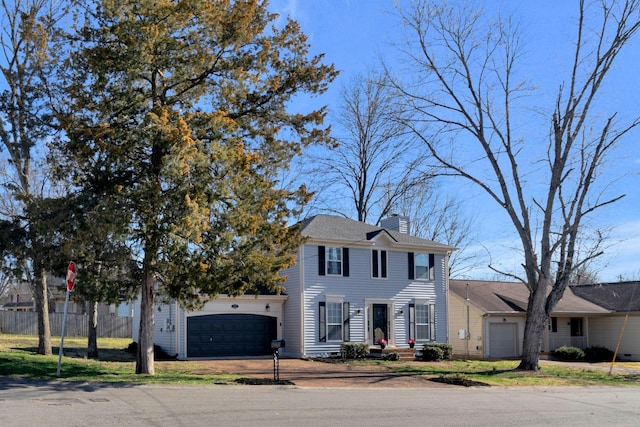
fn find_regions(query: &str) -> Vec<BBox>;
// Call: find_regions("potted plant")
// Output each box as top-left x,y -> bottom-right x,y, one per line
407,339 -> 416,349
378,339 -> 388,349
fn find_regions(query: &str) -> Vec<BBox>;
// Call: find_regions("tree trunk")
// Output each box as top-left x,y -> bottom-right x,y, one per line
136,272 -> 155,375
517,284 -> 548,371
34,269 -> 52,356
87,300 -> 99,359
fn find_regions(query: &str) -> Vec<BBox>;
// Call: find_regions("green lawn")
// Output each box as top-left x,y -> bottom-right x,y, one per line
0,335 -> 241,385
1,334 -> 639,386
387,359 -> 640,386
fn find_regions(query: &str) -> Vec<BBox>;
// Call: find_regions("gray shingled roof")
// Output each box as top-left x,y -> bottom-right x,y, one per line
449,279 -> 609,314
570,282 -> 640,312
298,214 -> 455,251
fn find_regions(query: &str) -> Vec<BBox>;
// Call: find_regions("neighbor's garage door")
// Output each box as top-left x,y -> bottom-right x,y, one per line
187,314 -> 277,357
489,323 -> 518,358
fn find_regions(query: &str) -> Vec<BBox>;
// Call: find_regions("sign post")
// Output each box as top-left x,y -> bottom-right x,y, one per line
56,262 -> 76,377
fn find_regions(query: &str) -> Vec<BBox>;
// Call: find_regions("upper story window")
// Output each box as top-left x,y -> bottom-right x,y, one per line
372,249 -> 387,278
317,246 -> 350,277
326,247 -> 342,275
408,252 -> 435,280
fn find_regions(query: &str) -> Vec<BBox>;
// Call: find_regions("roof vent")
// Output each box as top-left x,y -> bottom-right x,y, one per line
380,214 -> 410,234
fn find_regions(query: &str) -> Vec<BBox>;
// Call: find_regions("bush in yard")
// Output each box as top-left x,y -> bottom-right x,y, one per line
552,346 -> 585,361
383,352 -> 400,361
419,343 -> 453,361
584,346 -> 615,362
340,342 -> 370,359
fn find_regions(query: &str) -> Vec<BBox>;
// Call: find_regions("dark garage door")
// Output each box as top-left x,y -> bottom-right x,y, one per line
187,314 -> 277,357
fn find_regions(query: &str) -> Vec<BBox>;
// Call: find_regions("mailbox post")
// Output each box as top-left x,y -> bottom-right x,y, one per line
271,340 -> 285,381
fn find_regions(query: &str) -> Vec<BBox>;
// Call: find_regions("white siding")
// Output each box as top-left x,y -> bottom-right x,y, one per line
281,248 -> 303,357
131,295 -> 179,357
588,315 -> 640,361
547,316 -> 581,350
295,242 -> 449,357
153,301 -> 179,357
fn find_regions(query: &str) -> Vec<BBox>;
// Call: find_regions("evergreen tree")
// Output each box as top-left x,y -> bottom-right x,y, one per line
57,0 -> 336,374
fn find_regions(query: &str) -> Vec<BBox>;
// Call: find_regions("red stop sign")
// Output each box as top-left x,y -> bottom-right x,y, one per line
66,261 -> 77,292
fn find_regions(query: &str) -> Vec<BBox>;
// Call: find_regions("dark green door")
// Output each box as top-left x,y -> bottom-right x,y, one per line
372,304 -> 388,344
187,314 -> 277,357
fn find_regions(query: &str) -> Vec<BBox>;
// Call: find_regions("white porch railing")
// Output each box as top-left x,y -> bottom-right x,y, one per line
548,336 -> 586,350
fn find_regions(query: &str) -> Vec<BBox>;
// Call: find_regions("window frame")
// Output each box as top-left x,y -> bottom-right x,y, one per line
319,298 -> 350,343
410,252 -> 435,280
326,301 -> 343,341
326,246 -> 342,276
570,317 -> 583,337
409,300 -> 436,341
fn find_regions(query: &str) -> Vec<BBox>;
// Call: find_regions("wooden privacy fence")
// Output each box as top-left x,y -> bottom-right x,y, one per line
0,311 -> 133,338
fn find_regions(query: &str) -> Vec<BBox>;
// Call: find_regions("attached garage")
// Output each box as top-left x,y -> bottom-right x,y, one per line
489,322 -> 518,358
187,314 -> 277,357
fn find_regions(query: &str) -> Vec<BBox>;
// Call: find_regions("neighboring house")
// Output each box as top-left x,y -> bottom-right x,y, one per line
135,214 -> 455,359
2,275 -> 123,316
449,279 -> 640,361
47,274 -> 119,316
1,282 -> 35,311
571,282 -> 640,361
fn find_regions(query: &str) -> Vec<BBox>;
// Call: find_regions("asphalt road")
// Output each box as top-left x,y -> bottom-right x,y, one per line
1,378 -> 639,426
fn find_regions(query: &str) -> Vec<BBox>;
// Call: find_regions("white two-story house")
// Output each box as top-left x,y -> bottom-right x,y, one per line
134,214 -> 454,359
280,214 -> 454,358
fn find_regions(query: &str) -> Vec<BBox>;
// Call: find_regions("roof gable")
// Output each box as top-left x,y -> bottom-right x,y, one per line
365,229 -> 398,243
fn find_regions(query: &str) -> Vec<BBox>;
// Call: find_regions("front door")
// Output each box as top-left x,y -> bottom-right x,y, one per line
372,304 -> 388,344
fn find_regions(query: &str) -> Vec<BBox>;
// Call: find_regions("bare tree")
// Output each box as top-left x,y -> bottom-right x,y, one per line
0,0 -> 75,355
309,72 -> 428,225
388,0 -> 640,370
390,187 -> 478,277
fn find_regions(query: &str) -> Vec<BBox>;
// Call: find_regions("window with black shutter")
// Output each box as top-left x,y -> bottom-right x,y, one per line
319,246 -> 349,277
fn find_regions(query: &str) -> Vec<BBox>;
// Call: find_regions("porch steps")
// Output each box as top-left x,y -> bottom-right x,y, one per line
371,347 -> 418,361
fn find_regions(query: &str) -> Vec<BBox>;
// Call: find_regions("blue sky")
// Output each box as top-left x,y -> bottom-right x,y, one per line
271,0 -> 640,282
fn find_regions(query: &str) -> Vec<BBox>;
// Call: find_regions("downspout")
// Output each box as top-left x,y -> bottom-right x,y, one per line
299,245 -> 305,358
445,251 -> 451,344
483,313 -> 490,359
174,300 -> 180,359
